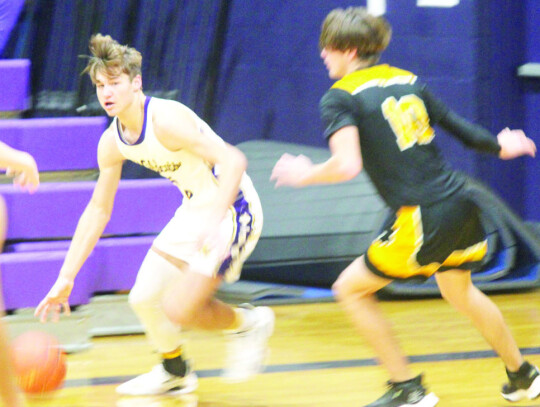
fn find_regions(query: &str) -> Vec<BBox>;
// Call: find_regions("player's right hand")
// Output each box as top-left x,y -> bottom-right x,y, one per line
34,276 -> 74,323
6,152 -> 39,193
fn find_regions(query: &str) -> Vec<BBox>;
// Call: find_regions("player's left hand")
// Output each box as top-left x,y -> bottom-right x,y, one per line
497,128 -> 537,160
270,153 -> 313,187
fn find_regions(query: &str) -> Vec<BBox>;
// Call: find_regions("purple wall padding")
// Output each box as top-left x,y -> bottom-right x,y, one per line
0,116 -> 107,171
0,178 -> 182,240
0,59 -> 30,111
1,235 -> 154,310
0,250 -> 96,310
92,236 -> 153,293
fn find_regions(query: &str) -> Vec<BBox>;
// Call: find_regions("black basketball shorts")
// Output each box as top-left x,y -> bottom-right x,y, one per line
365,192 -> 487,281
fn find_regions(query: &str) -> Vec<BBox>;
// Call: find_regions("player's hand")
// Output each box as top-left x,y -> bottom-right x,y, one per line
270,153 -> 313,187
34,276 -> 74,323
6,153 -> 39,193
195,208 -> 229,259
497,128 -> 537,160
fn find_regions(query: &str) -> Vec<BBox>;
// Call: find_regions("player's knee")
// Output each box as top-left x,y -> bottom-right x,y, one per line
332,279 -> 347,302
162,297 -> 197,327
128,290 -> 153,316
332,277 -> 370,303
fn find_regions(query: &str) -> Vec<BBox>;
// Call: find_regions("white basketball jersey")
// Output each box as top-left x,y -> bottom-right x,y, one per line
113,96 -> 256,207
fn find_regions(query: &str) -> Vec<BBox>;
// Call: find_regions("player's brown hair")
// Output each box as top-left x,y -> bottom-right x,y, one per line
82,34 -> 142,83
319,7 -> 391,65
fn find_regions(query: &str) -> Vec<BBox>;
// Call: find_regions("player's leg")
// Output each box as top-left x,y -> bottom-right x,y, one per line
435,270 -> 540,401
333,256 -> 438,407
0,292 -> 24,407
333,256 -> 409,380
0,198 -> 24,406
161,196 -> 273,382
116,249 -> 197,396
0,321 -> 24,407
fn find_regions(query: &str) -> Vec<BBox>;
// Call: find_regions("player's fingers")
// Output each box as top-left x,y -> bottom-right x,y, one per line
63,302 -> 71,316
38,304 -> 51,323
270,164 -> 286,181
34,299 -> 48,318
529,138 -> 537,156
52,304 -> 61,323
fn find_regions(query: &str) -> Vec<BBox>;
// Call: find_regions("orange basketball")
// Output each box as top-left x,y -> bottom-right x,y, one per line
11,330 -> 67,394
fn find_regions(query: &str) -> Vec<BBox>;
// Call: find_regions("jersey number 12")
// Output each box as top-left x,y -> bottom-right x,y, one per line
381,94 -> 434,151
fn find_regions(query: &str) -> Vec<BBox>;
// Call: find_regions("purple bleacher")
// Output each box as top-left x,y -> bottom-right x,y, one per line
0,178 -> 182,240
0,250 -> 96,310
1,236 -> 153,310
0,59 -> 30,111
0,116 -> 107,171
91,236 -> 153,292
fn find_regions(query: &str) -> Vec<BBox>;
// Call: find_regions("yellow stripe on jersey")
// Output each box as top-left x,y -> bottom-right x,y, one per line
331,64 -> 417,95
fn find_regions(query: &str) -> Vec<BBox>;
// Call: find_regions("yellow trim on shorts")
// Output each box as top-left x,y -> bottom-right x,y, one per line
367,206 -> 487,279
441,240 -> 488,267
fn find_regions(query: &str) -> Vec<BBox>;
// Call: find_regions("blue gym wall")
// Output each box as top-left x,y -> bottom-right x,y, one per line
523,0 -> 540,221
212,0 -> 538,221
2,0 -> 538,221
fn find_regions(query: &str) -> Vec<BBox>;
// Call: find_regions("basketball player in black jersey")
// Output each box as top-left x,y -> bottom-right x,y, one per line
271,7 -> 538,407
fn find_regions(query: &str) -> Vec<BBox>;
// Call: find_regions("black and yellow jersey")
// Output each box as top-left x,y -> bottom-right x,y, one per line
320,64 -> 500,209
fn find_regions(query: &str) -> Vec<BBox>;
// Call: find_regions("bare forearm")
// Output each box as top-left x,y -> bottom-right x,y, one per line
0,142 -> 33,171
59,203 -> 110,281
300,155 -> 359,186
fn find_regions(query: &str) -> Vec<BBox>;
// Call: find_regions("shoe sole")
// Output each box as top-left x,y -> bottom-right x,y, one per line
116,372 -> 198,396
501,375 -> 540,402
165,373 -> 199,396
368,392 -> 438,407
402,393 -> 439,407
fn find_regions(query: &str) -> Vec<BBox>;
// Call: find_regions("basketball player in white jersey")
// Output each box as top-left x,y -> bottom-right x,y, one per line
34,34 -> 274,396
0,141 -> 39,407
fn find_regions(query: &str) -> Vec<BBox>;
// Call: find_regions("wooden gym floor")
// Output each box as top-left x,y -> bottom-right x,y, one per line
19,289 -> 540,407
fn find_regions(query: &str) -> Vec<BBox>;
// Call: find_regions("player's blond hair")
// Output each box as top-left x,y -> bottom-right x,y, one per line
319,7 -> 391,64
82,34 -> 142,83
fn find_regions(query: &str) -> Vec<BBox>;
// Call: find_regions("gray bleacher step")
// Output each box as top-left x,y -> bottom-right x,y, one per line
4,308 -> 91,353
216,280 -> 334,305
79,294 -> 144,337
0,169 -> 98,184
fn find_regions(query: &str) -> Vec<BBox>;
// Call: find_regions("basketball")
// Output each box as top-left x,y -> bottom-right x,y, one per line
11,330 -> 67,394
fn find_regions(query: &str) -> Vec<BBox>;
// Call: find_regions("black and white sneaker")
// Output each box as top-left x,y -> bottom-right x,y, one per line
365,374 -> 439,407
116,363 -> 198,396
501,361 -> 540,402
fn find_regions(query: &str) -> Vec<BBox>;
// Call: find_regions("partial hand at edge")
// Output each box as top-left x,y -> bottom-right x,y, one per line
497,128 -> 537,160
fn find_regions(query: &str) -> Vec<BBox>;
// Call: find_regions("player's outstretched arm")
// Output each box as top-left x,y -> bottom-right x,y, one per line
271,126 -> 362,188
34,129 -> 124,323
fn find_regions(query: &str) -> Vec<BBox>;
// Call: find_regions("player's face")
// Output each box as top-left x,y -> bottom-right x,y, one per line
95,72 -> 141,116
320,47 -> 350,79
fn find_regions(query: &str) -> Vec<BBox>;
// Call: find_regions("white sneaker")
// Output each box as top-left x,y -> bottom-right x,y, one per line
116,394 -> 199,407
222,305 -> 275,382
116,364 -> 198,396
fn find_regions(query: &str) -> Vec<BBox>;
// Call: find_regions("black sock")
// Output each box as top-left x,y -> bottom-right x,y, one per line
163,354 -> 187,377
